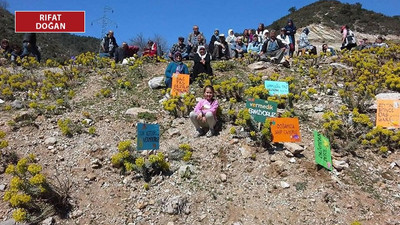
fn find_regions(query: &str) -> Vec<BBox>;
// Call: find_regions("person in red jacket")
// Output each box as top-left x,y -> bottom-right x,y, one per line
143,40 -> 157,57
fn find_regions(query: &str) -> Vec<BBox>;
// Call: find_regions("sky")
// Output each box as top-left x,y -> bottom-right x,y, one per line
6,0 -> 400,48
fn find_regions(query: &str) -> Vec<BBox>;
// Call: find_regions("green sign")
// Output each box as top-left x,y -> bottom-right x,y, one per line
246,98 -> 278,123
313,131 -> 332,171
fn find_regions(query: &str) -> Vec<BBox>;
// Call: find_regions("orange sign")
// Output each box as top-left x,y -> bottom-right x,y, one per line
376,100 -> 400,128
171,73 -> 190,96
270,117 -> 301,142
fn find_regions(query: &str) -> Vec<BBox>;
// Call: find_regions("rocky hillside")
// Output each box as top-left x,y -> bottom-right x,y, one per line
0,47 -> 399,224
268,0 -> 400,36
0,7 -> 99,62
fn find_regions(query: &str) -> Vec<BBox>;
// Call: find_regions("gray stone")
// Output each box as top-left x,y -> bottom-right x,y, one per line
178,165 -> 194,178
220,173 -> 227,182
280,181 -> 290,189
283,143 -> 304,155
314,105 -> 325,112
330,63 -> 352,70
0,184 -> 6,191
0,219 -> 28,225
91,159 -> 102,169
44,137 -> 57,145
41,217 -> 54,225
125,107 -> 151,116
248,61 -> 270,70
239,146 -> 252,158
71,209 -> 83,218
0,165 -> 5,174
168,128 -> 181,137
289,158 -> 296,163
284,150 -> 294,157
0,99 -> 4,104
270,155 -> 277,162
332,159 -> 349,171
162,196 -> 190,215
11,100 -> 23,109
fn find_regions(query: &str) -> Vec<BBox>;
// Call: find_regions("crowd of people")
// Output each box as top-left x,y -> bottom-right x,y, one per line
0,33 -> 41,65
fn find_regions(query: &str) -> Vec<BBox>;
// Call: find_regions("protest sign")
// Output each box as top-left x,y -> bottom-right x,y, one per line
264,80 -> 289,95
376,99 -> 400,128
137,123 -> 160,150
313,131 -> 332,171
171,73 -> 190,96
246,98 -> 278,123
270,117 -> 301,142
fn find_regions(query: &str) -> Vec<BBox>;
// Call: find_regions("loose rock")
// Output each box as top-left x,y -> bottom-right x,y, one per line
332,159 -> 349,171
44,137 -> 57,145
283,143 -> 304,155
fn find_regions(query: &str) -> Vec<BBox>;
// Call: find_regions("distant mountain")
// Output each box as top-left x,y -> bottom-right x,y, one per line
0,7 -> 100,62
267,0 -> 400,36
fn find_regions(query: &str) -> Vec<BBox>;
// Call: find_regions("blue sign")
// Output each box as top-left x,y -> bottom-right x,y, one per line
264,81 -> 289,95
137,123 -> 160,150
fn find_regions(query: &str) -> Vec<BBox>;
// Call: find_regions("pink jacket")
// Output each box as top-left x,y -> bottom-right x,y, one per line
194,98 -> 219,117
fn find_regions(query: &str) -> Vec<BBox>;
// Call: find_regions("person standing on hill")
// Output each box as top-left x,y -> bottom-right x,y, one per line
284,19 -> 296,57
20,33 -> 41,62
340,25 -> 357,50
255,23 -> 265,43
208,29 -> 220,56
101,30 -> 118,58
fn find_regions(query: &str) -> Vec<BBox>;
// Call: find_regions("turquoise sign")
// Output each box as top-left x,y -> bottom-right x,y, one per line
137,123 -> 160,150
264,80 -> 289,95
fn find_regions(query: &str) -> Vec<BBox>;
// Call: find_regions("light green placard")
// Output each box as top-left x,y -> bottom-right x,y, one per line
313,131 -> 332,171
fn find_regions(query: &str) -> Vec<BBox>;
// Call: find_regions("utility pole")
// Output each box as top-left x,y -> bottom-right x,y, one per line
91,2 -> 118,52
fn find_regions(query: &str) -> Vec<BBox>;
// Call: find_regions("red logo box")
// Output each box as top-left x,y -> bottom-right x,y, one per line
15,11 -> 85,33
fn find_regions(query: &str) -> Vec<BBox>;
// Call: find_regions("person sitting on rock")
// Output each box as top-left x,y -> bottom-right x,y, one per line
187,25 -> 206,59
212,34 -> 230,60
298,27 -> 317,55
259,30 -> 289,67
0,39 -> 13,59
247,34 -> 262,55
164,52 -> 189,88
169,37 -> 188,60
20,33 -> 41,62
114,42 -> 139,63
277,28 -> 290,57
233,37 -> 247,58
321,44 -> 336,56
372,36 -> 389,48
262,29 -> 270,44
193,45 -> 213,81
143,40 -> 158,57
190,85 -> 219,137
100,30 -> 118,58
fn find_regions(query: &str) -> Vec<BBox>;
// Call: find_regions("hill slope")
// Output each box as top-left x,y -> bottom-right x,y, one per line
268,0 -> 400,36
0,7 -> 99,61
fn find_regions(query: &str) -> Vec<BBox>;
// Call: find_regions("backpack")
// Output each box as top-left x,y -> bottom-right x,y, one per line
346,30 -> 357,46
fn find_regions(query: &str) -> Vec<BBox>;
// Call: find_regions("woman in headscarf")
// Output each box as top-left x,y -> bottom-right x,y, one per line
226,29 -> 237,58
255,23 -> 265,43
192,45 -> 213,81
165,52 -> 189,88
284,19 -> 296,57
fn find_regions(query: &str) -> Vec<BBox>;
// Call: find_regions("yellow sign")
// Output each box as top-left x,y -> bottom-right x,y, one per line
171,73 -> 190,96
376,99 -> 400,128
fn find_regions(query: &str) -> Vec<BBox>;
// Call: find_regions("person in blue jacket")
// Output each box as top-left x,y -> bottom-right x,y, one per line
165,52 -> 189,88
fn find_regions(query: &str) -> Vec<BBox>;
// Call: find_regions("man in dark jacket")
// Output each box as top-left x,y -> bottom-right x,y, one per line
114,42 -> 139,63
20,33 -> 41,62
259,30 -> 289,67
101,30 -> 118,57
